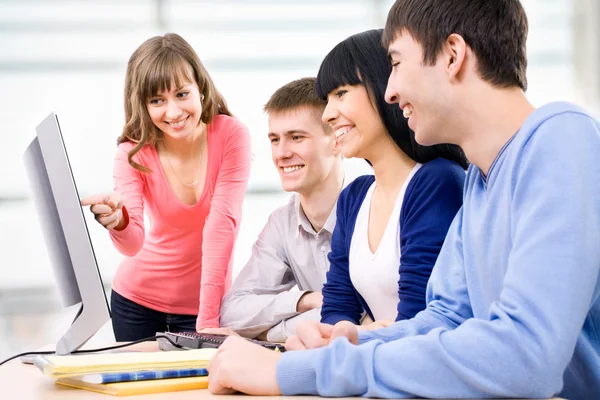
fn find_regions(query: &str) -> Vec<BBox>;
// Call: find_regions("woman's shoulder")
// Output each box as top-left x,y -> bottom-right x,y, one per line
208,115 -> 251,151
115,141 -> 156,167
209,114 -> 249,135
342,174 -> 375,196
418,157 -> 466,175
403,158 -> 465,211
117,141 -> 155,155
413,158 -> 466,186
117,141 -> 154,153
117,140 -> 135,151
338,174 -> 375,212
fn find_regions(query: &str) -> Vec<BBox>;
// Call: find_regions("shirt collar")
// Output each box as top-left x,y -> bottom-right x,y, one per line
479,132 -> 518,188
294,194 -> 314,239
321,200 -> 337,234
293,177 -> 345,239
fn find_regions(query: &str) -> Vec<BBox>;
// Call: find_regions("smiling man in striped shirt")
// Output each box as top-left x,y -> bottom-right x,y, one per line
218,77 -> 345,342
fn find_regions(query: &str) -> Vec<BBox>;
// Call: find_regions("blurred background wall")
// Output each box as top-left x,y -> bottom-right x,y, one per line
0,0 -> 598,359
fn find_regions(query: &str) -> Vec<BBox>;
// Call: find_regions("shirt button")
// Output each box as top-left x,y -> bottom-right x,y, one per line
321,245 -> 326,251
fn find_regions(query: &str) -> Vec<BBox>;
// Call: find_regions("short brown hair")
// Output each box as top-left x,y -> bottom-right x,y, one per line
264,77 -> 326,114
118,33 -> 231,172
383,0 -> 528,91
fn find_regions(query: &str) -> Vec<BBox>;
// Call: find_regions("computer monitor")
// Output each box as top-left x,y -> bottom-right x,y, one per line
22,112 -> 111,356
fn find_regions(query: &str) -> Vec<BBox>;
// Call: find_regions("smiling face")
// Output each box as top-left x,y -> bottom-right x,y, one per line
146,78 -> 203,141
268,106 -> 339,195
143,61 -> 204,141
321,84 -> 388,160
384,33 -> 451,146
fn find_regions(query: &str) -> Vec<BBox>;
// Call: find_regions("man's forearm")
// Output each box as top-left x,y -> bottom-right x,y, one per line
265,308 -> 322,343
220,290 -> 306,338
296,291 -> 323,313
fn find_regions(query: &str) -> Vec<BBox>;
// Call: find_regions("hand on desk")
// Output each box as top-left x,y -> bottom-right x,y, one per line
207,336 -> 282,395
285,320 -> 359,351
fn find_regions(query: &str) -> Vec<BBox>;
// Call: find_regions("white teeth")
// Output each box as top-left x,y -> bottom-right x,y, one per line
335,126 -> 353,139
168,117 -> 187,128
403,108 -> 413,118
283,165 -> 303,173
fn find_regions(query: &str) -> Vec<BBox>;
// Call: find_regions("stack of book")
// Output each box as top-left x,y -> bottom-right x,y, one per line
34,348 -> 217,396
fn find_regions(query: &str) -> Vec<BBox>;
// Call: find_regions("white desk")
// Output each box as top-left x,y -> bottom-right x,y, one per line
0,342 -> 565,400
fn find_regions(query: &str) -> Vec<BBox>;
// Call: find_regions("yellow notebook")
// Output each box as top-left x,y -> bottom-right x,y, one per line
56,376 -> 209,396
35,348 -> 217,378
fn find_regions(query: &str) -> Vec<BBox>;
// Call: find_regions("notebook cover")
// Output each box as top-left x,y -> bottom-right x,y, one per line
56,376 -> 209,396
35,348 -> 217,378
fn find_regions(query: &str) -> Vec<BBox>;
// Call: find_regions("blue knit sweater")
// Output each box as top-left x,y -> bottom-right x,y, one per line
321,158 -> 465,325
278,102 -> 600,399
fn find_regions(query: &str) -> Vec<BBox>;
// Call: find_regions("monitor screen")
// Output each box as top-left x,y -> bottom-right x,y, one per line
23,112 -> 110,355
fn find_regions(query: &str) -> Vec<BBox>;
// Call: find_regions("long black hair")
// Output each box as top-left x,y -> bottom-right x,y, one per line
315,29 -> 468,169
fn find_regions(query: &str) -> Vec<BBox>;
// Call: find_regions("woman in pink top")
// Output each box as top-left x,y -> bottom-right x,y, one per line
81,33 -> 251,341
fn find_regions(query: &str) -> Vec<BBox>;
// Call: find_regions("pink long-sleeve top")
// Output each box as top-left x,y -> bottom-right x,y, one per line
109,115 -> 251,329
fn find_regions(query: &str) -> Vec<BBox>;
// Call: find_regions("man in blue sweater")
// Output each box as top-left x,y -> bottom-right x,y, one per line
207,1 -> 600,398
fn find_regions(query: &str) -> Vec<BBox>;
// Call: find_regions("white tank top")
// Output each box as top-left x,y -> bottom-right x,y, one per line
349,164 -> 422,320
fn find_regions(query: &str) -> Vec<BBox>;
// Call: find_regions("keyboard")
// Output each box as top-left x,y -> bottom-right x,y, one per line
159,331 -> 286,352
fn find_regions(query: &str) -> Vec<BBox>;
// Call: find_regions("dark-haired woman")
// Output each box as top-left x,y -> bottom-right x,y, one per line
318,29 -> 467,327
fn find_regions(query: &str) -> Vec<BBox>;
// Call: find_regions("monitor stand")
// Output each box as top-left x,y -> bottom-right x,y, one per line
19,304 -> 89,363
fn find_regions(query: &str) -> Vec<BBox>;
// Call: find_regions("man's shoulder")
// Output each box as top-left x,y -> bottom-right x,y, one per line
497,102 -> 600,174
264,193 -> 297,229
482,102 -> 600,191
533,101 -> 595,122
520,102 -> 599,144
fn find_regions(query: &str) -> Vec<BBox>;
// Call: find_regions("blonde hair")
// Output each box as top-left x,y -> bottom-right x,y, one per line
118,33 -> 231,172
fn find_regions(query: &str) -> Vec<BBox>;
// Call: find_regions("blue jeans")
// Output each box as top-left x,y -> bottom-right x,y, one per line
110,290 -> 197,342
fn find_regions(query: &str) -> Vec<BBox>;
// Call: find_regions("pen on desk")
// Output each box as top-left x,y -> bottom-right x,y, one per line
76,368 -> 209,384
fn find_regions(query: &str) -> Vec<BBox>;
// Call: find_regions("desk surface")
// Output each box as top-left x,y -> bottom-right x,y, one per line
1,342 -> 565,400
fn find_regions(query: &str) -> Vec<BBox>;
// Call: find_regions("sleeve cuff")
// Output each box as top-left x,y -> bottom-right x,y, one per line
267,307 -> 322,343
278,290 -> 308,315
109,220 -> 132,238
266,322 -> 286,343
358,330 -> 376,345
276,348 -> 321,395
108,209 -> 135,243
196,316 -> 220,331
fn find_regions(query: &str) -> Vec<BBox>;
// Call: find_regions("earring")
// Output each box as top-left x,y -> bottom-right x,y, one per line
201,94 -> 205,101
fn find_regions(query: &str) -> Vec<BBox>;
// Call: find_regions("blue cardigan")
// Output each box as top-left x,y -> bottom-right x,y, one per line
321,158 -> 465,325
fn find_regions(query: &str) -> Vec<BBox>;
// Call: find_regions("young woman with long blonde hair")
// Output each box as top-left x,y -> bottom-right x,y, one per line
82,33 -> 251,341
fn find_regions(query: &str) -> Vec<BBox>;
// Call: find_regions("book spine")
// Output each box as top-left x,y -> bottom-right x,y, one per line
98,368 -> 209,383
